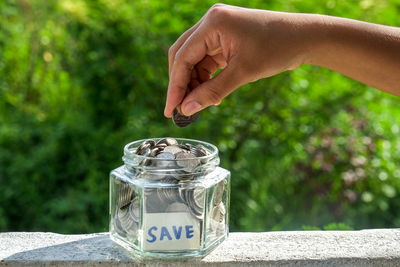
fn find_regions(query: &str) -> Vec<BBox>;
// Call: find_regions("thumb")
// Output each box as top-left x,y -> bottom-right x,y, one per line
181,63 -> 243,116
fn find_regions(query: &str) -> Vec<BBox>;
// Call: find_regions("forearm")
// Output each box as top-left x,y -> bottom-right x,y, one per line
297,14 -> 400,94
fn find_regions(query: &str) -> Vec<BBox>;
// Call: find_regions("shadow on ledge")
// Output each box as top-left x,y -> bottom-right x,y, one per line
4,235 -> 135,264
3,234 -> 204,266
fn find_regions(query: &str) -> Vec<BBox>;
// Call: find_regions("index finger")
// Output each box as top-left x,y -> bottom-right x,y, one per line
164,27 -> 209,117
168,19 -> 203,77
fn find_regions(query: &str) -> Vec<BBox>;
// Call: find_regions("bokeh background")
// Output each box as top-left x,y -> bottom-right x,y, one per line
1,0 -> 400,233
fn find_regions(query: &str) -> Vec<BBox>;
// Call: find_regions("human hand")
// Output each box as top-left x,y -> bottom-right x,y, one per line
165,4 -> 400,118
164,4 -> 308,117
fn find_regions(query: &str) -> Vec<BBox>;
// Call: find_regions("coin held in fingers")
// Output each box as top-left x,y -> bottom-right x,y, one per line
172,107 -> 200,127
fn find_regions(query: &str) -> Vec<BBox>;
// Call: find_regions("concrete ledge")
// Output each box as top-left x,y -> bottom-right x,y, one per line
1,229 -> 400,266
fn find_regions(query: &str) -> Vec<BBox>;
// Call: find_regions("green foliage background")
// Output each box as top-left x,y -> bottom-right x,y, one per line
1,0 -> 400,233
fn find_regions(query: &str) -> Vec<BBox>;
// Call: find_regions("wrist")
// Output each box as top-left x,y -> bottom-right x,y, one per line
261,11 -> 324,71
285,13 -> 328,68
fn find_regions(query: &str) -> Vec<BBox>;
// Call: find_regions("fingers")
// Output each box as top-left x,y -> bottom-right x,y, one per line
190,69 -> 201,89
196,55 -> 221,83
165,20 -> 204,119
165,53 -> 226,118
181,59 -> 243,116
168,19 -> 203,77
209,53 -> 228,69
165,4 -> 237,118
164,26 -> 210,117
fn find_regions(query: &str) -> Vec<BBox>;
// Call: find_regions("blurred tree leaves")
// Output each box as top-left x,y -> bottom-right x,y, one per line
0,0 -> 400,233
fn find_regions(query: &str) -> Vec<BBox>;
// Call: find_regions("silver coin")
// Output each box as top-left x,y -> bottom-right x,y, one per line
157,187 -> 181,204
160,176 -> 179,184
175,152 -> 200,173
177,173 -> 195,181
218,202 -> 226,216
150,146 -> 163,157
165,202 -> 190,213
156,152 -> 175,160
174,169 -> 195,181
113,216 -> 126,237
155,143 -> 168,149
140,147 -> 152,157
172,108 -> 200,128
193,187 -> 205,209
178,187 -> 188,203
190,147 -> 200,157
138,147 -> 155,166
175,151 -> 190,159
156,177 -> 181,204
143,172 -> 168,181
213,180 -> 225,206
144,187 -> 168,213
140,152 -> 175,169
129,197 -> 140,222
117,206 -> 138,234
117,182 -> 134,209
154,152 -> 176,168
182,143 -> 193,151
136,144 -> 150,155
184,189 -> 203,219
194,145 -> 207,157
145,139 -> 156,146
140,157 -> 153,167
210,203 -> 225,231
210,205 -> 220,223
163,145 -> 185,155
156,138 -> 178,146
135,139 -> 155,154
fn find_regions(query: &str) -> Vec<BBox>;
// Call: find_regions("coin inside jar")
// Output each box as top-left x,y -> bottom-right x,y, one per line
135,139 -> 155,154
166,202 -> 190,213
175,152 -> 200,172
213,180 -> 225,206
155,152 -> 176,168
129,197 -> 140,222
156,138 -> 179,146
163,145 -> 184,155
192,187 -> 205,209
130,138 -> 216,221
210,203 -> 226,231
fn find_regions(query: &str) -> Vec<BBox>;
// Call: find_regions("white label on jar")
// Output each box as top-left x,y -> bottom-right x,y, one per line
142,212 -> 200,251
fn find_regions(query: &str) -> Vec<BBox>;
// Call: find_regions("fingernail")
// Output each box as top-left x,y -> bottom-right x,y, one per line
183,101 -> 202,116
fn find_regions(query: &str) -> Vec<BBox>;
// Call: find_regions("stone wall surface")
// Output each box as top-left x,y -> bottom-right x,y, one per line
1,229 -> 400,266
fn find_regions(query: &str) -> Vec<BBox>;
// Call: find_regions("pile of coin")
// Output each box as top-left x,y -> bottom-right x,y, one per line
144,184 -> 205,220
209,180 -> 227,236
113,181 -> 139,239
135,138 -> 208,159
113,137 -> 227,242
133,138 -> 208,177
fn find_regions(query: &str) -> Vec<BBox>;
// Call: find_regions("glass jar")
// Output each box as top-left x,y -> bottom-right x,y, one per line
109,138 -> 230,259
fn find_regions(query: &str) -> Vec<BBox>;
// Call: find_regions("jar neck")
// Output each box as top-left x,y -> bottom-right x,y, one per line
122,138 -> 220,177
